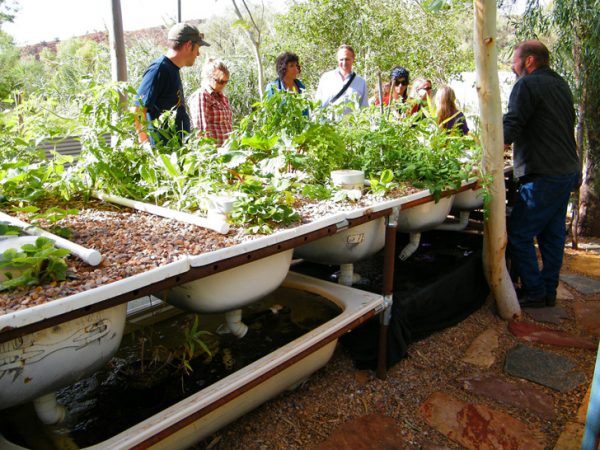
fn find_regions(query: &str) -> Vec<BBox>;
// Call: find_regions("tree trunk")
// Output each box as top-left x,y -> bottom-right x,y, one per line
232,0 -> 265,99
577,82 -> 600,236
473,0 -> 520,319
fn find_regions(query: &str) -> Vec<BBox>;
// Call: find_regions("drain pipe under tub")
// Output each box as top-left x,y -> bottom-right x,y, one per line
33,392 -> 66,425
434,210 -> 471,231
378,207 -> 399,380
222,309 -> 248,338
338,263 -> 361,287
398,232 -> 421,261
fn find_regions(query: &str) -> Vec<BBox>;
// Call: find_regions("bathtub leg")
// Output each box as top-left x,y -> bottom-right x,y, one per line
398,232 -> 421,261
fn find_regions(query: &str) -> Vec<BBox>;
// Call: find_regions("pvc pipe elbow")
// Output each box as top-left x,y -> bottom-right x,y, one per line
225,309 -> 248,338
434,211 -> 471,231
33,392 -> 66,425
399,232 -> 421,261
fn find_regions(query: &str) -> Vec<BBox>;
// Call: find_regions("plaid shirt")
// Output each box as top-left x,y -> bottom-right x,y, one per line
188,86 -> 233,146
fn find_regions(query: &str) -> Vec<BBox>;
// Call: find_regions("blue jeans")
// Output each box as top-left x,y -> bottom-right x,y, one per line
507,172 -> 579,298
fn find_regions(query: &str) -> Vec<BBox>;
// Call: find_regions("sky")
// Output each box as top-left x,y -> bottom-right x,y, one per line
3,0 -> 278,46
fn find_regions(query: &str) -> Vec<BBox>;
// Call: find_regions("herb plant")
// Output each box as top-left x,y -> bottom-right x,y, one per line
0,237 -> 70,290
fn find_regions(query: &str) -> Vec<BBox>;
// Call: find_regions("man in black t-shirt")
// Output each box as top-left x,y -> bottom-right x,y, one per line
136,23 -> 210,144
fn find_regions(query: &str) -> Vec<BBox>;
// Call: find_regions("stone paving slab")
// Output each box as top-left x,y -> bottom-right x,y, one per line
557,282 -> 574,300
459,374 -> 556,419
419,391 -> 546,450
574,303 -> 600,336
315,414 -> 404,450
504,344 -> 587,392
508,320 -> 598,349
462,328 -> 499,368
566,253 -> 600,278
522,306 -> 570,325
560,273 -> 600,295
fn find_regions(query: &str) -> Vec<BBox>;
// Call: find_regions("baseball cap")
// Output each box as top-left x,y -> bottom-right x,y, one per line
167,23 -> 210,47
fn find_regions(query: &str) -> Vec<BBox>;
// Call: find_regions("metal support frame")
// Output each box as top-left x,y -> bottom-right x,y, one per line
377,207 -> 399,379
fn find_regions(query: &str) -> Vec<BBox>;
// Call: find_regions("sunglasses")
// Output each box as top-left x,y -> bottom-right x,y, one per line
214,78 -> 229,85
394,79 -> 408,86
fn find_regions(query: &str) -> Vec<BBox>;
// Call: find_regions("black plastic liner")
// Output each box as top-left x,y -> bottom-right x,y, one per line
292,230 -> 489,370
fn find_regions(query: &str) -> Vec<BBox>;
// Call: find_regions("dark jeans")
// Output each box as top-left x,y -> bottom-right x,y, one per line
507,172 -> 579,298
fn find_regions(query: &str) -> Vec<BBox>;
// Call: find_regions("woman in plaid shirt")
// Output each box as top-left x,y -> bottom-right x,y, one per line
189,59 -> 233,146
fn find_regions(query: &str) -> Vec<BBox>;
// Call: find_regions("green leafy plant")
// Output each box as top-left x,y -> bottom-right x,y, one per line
369,169 -> 398,197
0,236 -> 70,290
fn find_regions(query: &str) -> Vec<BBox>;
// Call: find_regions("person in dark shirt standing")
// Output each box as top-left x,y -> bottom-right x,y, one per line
503,40 -> 580,308
136,23 -> 210,145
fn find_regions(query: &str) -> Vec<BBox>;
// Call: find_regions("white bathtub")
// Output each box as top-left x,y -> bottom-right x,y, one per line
294,218 -> 385,265
0,303 -> 127,411
396,195 -> 455,233
166,249 -> 294,313
0,272 -> 383,450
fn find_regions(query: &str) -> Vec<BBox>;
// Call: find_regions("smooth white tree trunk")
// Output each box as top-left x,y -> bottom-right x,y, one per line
473,0 -> 520,319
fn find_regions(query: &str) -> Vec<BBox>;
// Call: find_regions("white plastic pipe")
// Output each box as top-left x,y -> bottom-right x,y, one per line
0,211 -> 102,266
399,232 -> 421,261
33,392 -> 66,425
94,192 -> 229,235
434,211 -> 471,231
338,263 -> 361,286
224,309 -> 248,338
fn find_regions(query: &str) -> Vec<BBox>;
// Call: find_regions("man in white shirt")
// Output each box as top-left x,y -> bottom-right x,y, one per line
316,45 -> 368,114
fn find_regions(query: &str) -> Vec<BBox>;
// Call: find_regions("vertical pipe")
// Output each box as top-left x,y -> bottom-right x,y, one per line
583,343 -> 600,449
108,0 -> 127,83
377,207 -> 399,380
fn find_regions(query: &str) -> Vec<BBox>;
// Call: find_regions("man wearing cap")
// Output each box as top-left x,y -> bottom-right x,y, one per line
136,23 -> 210,144
316,45 -> 368,115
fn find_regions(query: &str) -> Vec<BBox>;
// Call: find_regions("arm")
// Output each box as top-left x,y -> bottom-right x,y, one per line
358,78 -> 369,108
133,107 -> 150,143
503,79 -> 535,145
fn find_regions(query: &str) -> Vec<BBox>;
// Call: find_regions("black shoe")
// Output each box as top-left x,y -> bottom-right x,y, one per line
517,290 -> 546,308
519,295 -> 546,308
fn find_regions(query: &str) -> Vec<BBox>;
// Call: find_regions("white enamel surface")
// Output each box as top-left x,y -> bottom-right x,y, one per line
453,187 -> 484,210
167,250 -> 294,313
0,303 -> 127,410
0,258 -> 189,332
79,272 -> 383,450
396,195 -> 455,233
294,217 -> 386,265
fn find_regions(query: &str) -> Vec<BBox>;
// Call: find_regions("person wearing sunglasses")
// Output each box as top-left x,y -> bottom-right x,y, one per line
136,23 -> 210,145
408,78 -> 433,116
266,52 -> 305,96
390,66 -> 410,104
189,58 -> 233,146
